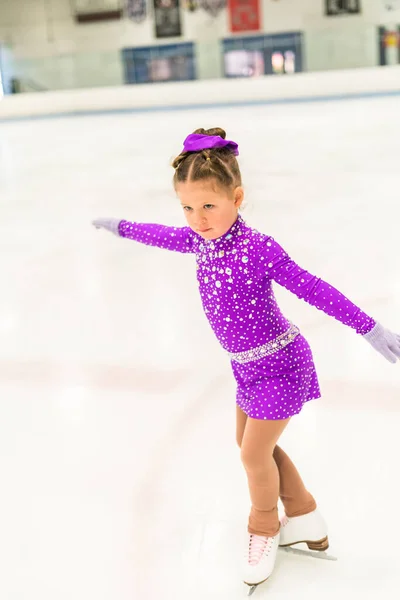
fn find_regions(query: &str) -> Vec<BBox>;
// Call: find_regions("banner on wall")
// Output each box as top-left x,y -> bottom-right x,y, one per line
228,0 -> 261,33
72,0 -> 123,22
153,0 -> 182,38
325,0 -> 360,15
378,26 -> 400,66
126,0 -> 147,22
199,0 -> 226,16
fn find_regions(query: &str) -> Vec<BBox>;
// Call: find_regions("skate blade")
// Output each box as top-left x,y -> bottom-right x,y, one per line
248,584 -> 258,596
279,545 -> 337,561
245,576 -> 268,596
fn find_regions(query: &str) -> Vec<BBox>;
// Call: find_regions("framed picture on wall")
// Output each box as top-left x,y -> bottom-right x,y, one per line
153,0 -> 182,38
325,0 -> 361,15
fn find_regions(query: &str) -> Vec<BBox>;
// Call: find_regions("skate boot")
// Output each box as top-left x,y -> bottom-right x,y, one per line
279,508 -> 328,551
243,531 -> 280,594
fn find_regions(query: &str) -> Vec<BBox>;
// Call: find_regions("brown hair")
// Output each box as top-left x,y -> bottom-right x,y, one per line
172,127 -> 242,191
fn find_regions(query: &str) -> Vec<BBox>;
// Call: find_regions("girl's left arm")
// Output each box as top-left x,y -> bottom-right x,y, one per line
257,237 -> 400,363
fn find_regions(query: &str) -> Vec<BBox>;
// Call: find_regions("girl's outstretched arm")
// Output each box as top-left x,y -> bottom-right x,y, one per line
92,218 -> 196,254
257,237 -> 400,363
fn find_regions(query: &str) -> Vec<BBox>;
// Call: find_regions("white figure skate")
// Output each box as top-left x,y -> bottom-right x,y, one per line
278,509 -> 337,561
244,532 -> 280,596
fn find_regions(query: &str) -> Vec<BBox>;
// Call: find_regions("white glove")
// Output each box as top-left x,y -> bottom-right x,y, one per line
92,218 -> 121,236
363,323 -> 400,364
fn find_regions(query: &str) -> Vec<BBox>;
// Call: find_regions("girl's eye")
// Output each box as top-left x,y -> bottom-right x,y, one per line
204,204 -> 214,210
183,206 -> 192,212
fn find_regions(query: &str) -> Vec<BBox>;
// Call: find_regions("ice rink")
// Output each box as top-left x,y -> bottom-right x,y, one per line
1,94 -> 399,599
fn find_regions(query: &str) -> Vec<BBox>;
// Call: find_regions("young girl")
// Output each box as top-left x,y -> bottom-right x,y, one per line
92,127 -> 400,591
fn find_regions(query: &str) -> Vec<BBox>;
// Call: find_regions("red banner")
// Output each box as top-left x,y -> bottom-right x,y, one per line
228,0 -> 261,33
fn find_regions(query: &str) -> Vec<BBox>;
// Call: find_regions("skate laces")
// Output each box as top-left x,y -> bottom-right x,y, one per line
281,515 -> 289,527
248,535 -> 272,566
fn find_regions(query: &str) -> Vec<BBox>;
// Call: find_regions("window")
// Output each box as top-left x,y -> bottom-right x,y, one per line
223,32 -> 303,78
122,43 -> 196,84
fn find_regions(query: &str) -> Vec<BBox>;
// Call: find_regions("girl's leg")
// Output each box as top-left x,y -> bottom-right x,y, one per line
240,413 -> 290,537
236,406 -> 316,534
273,445 -> 316,517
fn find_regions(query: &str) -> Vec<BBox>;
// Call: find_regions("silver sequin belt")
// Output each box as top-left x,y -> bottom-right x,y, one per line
227,323 -> 300,364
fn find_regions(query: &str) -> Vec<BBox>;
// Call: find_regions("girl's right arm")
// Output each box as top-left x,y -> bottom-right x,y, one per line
92,218 -> 196,254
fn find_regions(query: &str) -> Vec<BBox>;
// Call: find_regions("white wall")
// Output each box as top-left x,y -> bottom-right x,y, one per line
0,0 -> 400,90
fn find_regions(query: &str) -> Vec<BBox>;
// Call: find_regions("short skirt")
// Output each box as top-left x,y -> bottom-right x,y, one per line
231,333 -> 321,420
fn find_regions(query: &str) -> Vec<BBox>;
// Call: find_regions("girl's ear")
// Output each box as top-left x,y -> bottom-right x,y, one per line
234,186 -> 244,209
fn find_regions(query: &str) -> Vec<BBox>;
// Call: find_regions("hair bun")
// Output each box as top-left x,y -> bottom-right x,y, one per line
193,127 -> 226,140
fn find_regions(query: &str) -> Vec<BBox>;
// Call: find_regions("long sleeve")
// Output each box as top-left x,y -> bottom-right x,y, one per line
257,237 -> 376,335
118,220 -> 196,254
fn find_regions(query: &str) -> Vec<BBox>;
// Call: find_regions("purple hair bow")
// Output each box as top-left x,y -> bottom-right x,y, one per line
182,133 -> 239,156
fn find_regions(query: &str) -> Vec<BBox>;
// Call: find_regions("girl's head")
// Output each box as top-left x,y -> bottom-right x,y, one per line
172,127 -> 244,240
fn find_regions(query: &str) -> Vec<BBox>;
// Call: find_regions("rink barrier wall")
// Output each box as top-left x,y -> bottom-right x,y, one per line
1,65 -> 400,121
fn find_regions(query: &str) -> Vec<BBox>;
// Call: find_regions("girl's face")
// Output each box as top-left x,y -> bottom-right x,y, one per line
176,179 -> 244,240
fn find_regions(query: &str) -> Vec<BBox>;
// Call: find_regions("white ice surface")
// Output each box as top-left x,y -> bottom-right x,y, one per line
0,95 -> 399,599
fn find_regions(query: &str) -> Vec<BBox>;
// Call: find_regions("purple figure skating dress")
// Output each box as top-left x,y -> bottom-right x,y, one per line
118,215 -> 375,420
